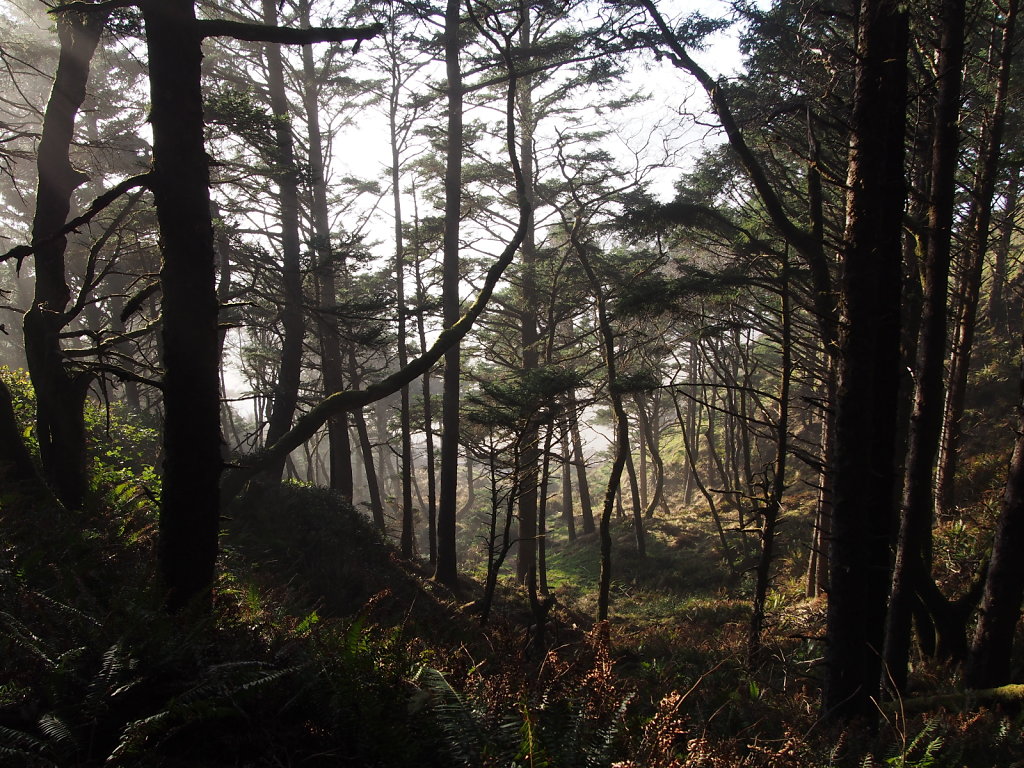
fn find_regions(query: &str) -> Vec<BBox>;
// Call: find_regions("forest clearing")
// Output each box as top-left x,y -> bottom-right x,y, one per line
3,0 -> 1024,764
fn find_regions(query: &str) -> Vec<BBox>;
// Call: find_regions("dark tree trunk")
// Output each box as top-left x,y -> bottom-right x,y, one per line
823,0 -> 909,724
353,405 -> 387,531
935,0 -> 1018,518
537,420 -> 555,594
965,358 -> 1024,687
298,4 -> 352,498
259,0 -> 305,482
24,7 -> 107,509
883,0 -> 967,695
986,166 -> 1021,337
143,0 -> 224,611
569,224 -> 626,621
514,19 -> 542,583
750,252 -> 791,662
637,392 -> 666,520
568,388 -> 595,533
623,436 -> 646,558
434,0 -> 463,588
560,413 -> 577,541
672,391 -> 735,569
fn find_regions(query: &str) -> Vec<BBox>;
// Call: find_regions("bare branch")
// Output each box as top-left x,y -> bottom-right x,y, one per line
1,173 -> 151,267
49,0 -> 138,15
197,19 -> 383,46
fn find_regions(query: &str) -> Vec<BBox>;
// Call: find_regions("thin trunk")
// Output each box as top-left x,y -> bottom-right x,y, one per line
434,0 -> 463,588
624,438 -> 646,557
538,420 -> 555,595
750,251 -> 791,662
353,406 -> 386,531
935,0 -> 1018,518
299,8 -> 351,497
414,238 -> 438,563
560,413 -> 577,541
515,12 -> 541,583
672,390 -> 735,569
569,223 -> 626,622
387,31 -> 416,558
637,392 -> 666,520
986,166 -> 1021,336
569,388 -> 595,533
884,0 -> 967,695
260,0 -> 305,482
965,344 -> 1024,687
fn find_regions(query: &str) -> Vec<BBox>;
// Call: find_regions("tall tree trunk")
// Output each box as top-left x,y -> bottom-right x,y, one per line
965,347 -> 1024,687
259,0 -> 305,482
637,391 -> 666,519
986,166 -> 1021,337
385,26 -> 416,558
353,405 -> 387,531
935,0 -> 1018,518
823,0 -> 909,724
298,6 -> 352,498
560,413 -> 577,541
568,387 -> 595,533
624,436 -> 646,557
23,7 -> 107,509
515,11 -> 541,583
434,0 -> 463,588
884,0 -> 967,695
569,223 -> 626,621
144,0 -> 224,611
414,242 -> 438,563
537,419 -> 555,594
750,251 -> 792,662
672,391 -> 735,569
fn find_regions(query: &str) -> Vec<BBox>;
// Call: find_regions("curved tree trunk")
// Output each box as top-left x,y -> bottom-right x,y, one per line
259,0 -> 305,483
24,7 -> 108,509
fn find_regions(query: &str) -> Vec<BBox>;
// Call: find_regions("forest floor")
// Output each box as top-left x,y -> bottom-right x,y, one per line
3,465 -> 1024,766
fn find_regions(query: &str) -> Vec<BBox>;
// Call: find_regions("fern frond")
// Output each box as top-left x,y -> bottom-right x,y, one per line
416,667 -> 485,767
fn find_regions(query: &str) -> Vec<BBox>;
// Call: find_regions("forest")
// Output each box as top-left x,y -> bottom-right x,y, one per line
1,0 -> 1024,764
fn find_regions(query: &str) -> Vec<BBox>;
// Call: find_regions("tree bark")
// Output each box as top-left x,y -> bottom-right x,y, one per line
965,364 -> 1024,687
568,387 -> 595,533
884,0 -> 966,695
298,0 -> 352,498
23,6 -> 107,509
750,251 -> 791,662
259,0 -> 305,482
434,0 -> 464,588
143,0 -> 224,611
935,0 -> 1018,518
823,0 -> 909,724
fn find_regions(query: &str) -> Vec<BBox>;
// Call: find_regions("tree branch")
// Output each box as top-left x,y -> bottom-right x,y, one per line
197,19 -> 383,46
49,0 -> 138,15
221,61 -> 530,504
2,172 -> 151,267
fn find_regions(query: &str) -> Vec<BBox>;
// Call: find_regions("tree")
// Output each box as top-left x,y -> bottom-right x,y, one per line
23,3 -> 109,509
883,0 -> 968,694
823,0 -> 909,724
433,0 -> 465,588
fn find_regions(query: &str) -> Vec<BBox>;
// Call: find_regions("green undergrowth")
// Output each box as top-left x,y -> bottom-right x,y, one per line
3,370 -> 1024,765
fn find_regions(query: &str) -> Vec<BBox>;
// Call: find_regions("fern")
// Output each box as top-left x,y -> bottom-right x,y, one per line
416,666 -> 487,767
0,724 -> 57,766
